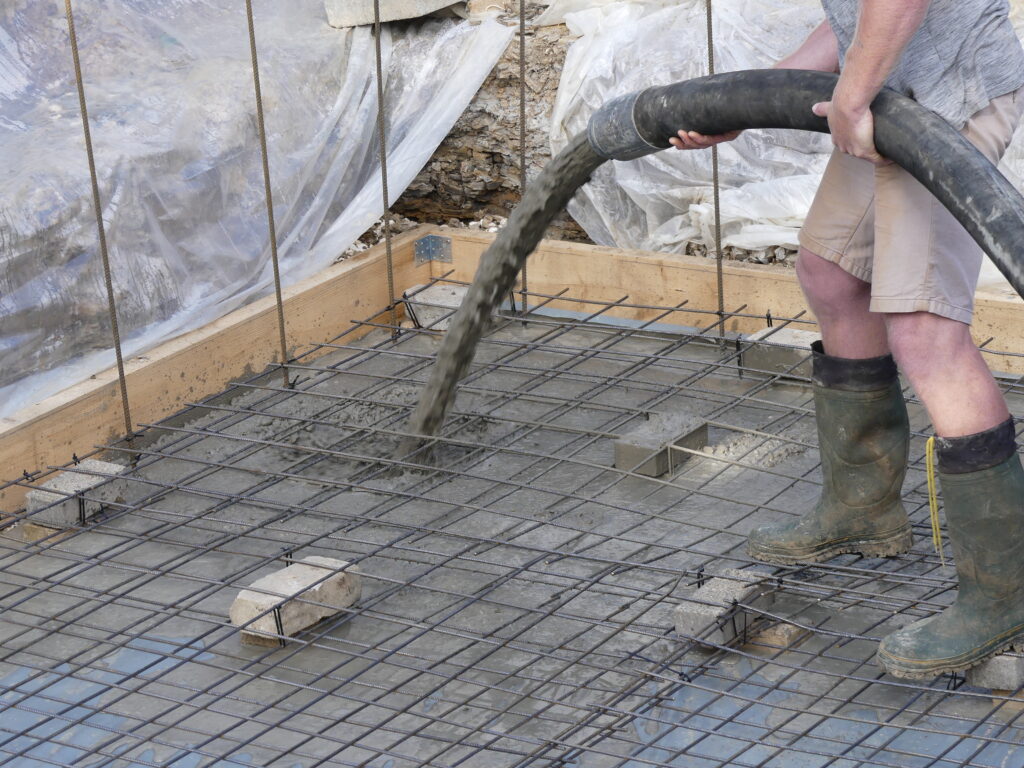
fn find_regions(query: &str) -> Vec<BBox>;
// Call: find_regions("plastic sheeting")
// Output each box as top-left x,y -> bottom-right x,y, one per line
549,0 -> 1024,293
0,1 -> 512,419
549,0 -> 832,254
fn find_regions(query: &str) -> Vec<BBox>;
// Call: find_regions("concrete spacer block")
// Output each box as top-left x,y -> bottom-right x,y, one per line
614,411 -> 708,477
743,621 -> 810,653
230,556 -> 362,645
25,459 -> 128,529
742,326 -> 819,380
966,645 -> 1024,690
326,0 -> 459,28
674,568 -> 762,647
403,283 -> 468,331
10,522 -> 74,545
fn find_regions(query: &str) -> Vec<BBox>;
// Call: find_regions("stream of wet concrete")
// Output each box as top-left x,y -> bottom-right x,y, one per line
402,133 -> 604,450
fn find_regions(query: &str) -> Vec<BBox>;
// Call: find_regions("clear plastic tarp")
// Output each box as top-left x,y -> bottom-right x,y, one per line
547,0 -> 1024,294
0,1 -> 512,419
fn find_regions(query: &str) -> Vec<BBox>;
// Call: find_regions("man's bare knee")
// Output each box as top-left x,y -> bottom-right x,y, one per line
885,312 -> 973,373
797,247 -> 870,309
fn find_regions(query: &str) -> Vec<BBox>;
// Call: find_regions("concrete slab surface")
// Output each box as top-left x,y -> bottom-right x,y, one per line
3,315 -> 1023,767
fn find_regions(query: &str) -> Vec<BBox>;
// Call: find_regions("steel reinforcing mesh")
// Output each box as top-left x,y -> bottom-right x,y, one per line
3,283 -> 1024,767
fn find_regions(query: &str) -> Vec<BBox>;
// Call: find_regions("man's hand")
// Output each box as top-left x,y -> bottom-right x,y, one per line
669,129 -> 742,150
812,100 -> 890,165
808,0 -> 930,166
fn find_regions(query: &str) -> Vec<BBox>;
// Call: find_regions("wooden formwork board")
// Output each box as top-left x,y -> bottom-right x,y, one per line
435,228 -> 1024,371
5,224 -> 1024,513
439,229 -> 815,334
0,227 -> 433,514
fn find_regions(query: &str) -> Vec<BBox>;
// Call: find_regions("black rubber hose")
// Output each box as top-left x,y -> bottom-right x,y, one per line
588,69 -> 1024,300
404,69 -> 1024,446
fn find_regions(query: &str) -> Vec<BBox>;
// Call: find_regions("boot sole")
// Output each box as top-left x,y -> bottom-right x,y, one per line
746,525 -> 913,566
877,623 -> 1024,681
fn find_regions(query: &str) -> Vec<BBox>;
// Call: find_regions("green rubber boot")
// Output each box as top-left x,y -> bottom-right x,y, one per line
878,420 -> 1024,679
747,341 -> 912,565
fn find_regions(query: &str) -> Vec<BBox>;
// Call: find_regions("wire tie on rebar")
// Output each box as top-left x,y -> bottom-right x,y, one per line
77,496 -> 86,526
729,600 -> 740,640
945,671 -> 965,690
125,443 -> 141,469
273,604 -> 286,647
715,605 -> 733,634
766,309 -> 773,327
71,453 -> 80,464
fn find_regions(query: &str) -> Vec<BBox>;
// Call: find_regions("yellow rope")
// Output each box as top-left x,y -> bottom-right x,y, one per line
925,436 -> 946,566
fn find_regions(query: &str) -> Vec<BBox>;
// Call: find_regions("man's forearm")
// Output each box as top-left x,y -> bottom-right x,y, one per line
835,0 -> 930,112
775,20 -> 840,72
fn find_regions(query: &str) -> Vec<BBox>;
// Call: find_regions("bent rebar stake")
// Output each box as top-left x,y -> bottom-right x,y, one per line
405,69 -> 1024,448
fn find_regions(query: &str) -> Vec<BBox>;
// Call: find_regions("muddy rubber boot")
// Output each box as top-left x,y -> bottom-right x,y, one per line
746,341 -> 912,564
878,420 -> 1024,679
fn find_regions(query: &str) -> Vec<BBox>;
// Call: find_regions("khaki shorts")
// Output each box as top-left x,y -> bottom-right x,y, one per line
799,88 -> 1024,325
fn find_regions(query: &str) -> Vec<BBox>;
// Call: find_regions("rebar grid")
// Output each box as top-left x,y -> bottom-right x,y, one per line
4,285 -> 1024,768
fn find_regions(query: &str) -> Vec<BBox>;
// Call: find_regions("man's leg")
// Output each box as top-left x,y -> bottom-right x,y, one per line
796,246 -> 889,359
877,310 -> 1024,679
885,312 -> 1009,436
873,90 -> 1024,679
747,151 -> 913,565
793,146 -> 887,358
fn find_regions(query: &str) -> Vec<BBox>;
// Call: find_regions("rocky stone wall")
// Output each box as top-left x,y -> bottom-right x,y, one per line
393,2 -> 588,239
391,1 -> 798,266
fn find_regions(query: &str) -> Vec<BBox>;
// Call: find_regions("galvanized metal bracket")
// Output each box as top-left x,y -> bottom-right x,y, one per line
414,234 -> 452,265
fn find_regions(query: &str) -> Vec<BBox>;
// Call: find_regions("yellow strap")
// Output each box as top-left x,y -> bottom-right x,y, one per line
925,436 -> 946,567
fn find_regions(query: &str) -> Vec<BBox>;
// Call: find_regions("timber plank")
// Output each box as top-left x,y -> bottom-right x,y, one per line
437,229 -> 1024,368
1,227 -> 431,513
7,224 -> 1023,514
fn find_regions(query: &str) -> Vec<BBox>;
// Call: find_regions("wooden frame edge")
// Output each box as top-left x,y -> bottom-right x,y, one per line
7,223 -> 1022,513
435,228 -> 1024,369
1,225 -> 434,512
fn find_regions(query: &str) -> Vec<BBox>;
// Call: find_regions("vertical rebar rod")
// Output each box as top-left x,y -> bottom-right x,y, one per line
705,0 -> 725,340
64,0 -> 133,440
245,0 -> 292,388
518,0 -> 529,317
373,0 -> 400,337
